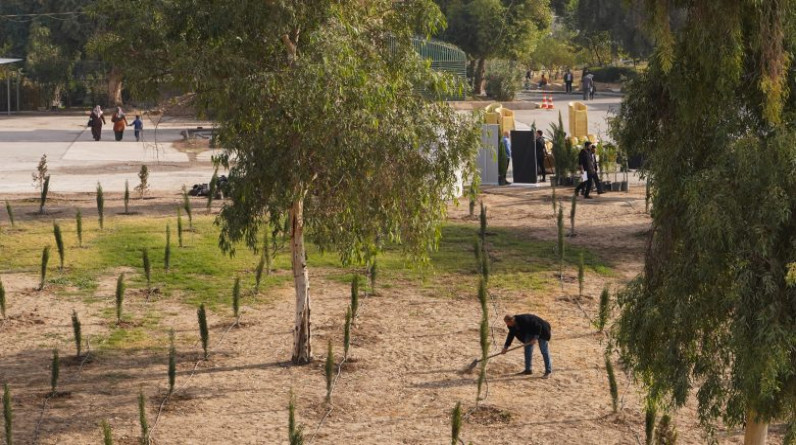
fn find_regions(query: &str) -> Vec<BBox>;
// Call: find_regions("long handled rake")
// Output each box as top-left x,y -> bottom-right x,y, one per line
462,340 -> 535,374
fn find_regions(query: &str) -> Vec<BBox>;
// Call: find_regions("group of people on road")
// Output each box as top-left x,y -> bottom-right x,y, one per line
88,106 -> 144,142
525,68 -> 596,100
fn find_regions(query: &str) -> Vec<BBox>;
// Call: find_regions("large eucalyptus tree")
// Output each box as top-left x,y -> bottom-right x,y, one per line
612,1 -> 796,443
110,0 -> 481,364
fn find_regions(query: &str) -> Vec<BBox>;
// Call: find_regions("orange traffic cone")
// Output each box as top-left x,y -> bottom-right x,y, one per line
548,95 -> 555,109
541,95 -> 549,109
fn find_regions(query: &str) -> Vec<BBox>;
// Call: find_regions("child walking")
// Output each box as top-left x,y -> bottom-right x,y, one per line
132,115 -> 144,142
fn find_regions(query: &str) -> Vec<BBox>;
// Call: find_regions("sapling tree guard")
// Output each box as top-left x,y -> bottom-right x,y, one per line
96,183 -> 104,230
3,383 -> 11,445
71,310 -> 82,357
124,180 -> 130,214
611,1 -> 796,442
5,202 -> 14,228
75,209 -> 83,247
38,246 -> 50,291
53,222 -> 64,270
118,0 -> 481,364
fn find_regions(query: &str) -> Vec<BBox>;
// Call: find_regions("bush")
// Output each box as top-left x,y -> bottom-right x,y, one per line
587,66 -> 638,83
485,63 -> 520,101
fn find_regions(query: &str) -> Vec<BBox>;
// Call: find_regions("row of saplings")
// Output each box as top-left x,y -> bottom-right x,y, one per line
447,202 -> 676,445
0,201 -> 379,444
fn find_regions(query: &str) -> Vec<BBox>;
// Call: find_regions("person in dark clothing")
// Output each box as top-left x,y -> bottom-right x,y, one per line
501,314 -> 553,378
589,144 -> 603,194
88,105 -> 106,141
575,141 -> 597,198
564,69 -> 573,93
535,130 -> 547,182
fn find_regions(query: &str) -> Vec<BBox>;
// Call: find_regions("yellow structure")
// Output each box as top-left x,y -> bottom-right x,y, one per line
568,101 -> 589,139
484,103 -> 515,133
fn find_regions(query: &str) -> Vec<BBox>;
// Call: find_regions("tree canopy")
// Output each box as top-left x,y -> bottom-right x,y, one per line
612,0 -> 796,441
109,0 -> 482,363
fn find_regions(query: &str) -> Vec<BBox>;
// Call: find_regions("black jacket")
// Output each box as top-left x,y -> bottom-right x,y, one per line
535,137 -> 545,157
504,314 -> 552,349
579,148 -> 595,174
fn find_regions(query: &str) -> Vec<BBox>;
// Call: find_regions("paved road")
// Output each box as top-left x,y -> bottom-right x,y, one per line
0,112 -> 220,194
512,91 -> 622,138
0,96 -> 624,195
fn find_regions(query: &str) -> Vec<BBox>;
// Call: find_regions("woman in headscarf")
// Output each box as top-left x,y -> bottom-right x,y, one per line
111,107 -> 129,141
89,105 -> 106,141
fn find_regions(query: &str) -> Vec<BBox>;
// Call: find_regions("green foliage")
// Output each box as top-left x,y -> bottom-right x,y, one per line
124,180 -> 130,214
369,259 -> 377,293
207,169 -> 218,213
485,62 -> 520,101
0,278 -> 5,319
5,202 -> 14,228
136,166 -> 149,200
569,190 -> 577,236
605,353 -> 618,413
254,255 -> 266,293
181,186 -> 192,230
288,391 -> 304,445
530,35 -> 576,70
654,414 -> 677,445
343,306 -> 352,359
578,252 -> 584,298
549,112 -> 577,182
350,275 -> 360,319
53,222 -> 64,270
569,0 -> 652,62
138,390 -> 149,445
597,287 -> 610,332
50,348 -> 60,395
232,277 -> 241,322
479,202 -> 487,241
177,208 -> 184,248
76,209 -> 83,248
164,224 -> 171,272
115,273 -> 125,323
324,339 -> 334,403
3,383 -> 11,445
587,66 -> 639,83
72,309 -> 82,357
556,206 -> 564,285
142,248 -> 151,290
96,183 -> 104,230
168,329 -> 176,394
101,419 -> 113,445
197,303 -> 209,360
33,154 -> 48,192
451,401 -> 462,445
39,175 -> 50,215
39,246 -> 50,291
645,400 -> 657,445
612,1 -> 796,429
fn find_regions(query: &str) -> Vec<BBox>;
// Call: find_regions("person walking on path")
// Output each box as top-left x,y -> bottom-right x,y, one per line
501,314 -> 552,378
564,69 -> 573,94
575,141 -> 597,198
88,105 -> 106,141
535,130 -> 547,182
589,143 -> 603,194
111,107 -> 129,141
582,72 -> 594,101
132,115 -> 144,142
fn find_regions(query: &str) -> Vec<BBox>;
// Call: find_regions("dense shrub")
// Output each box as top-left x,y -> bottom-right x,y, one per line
485,63 -> 520,101
586,66 -> 638,83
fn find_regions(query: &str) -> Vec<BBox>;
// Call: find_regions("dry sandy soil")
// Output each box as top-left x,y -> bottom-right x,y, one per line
0,185 -> 785,444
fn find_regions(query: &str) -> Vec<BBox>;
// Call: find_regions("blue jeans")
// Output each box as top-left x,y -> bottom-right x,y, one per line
523,338 -> 552,373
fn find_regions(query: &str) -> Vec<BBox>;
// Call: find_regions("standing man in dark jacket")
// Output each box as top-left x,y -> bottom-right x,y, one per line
575,141 -> 597,198
501,314 -> 552,378
564,69 -> 574,94
535,130 -> 547,182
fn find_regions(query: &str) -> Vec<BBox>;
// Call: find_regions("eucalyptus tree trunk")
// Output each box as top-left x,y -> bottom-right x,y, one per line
474,58 -> 486,96
107,67 -> 123,106
743,410 -> 768,445
290,198 -> 312,364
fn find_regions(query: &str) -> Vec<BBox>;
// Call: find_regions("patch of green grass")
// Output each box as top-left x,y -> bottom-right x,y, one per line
100,327 -> 150,350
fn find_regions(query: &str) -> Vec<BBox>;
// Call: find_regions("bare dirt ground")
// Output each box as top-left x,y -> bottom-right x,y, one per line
0,185 -> 784,444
